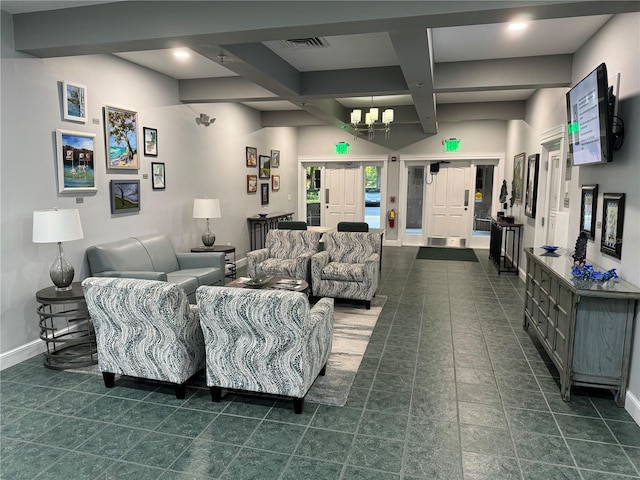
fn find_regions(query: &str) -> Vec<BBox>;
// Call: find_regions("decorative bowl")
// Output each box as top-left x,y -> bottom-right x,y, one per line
257,213 -> 268,218
541,245 -> 559,253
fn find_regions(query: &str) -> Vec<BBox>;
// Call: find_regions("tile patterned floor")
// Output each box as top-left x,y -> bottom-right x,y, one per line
2,247 -> 639,479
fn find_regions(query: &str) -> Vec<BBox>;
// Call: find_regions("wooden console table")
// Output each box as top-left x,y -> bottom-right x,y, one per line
523,248 -> 640,406
489,218 -> 523,274
247,212 -> 294,250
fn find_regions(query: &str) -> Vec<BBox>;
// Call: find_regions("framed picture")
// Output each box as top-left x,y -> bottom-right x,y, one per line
259,154 -> 270,178
56,129 -> 97,193
104,105 -> 139,170
151,162 -> 165,190
261,183 -> 269,205
524,153 -> 539,218
271,174 -> 280,191
62,81 -> 87,122
271,149 -> 280,168
247,174 -> 257,193
110,180 -> 140,214
246,146 -> 257,167
580,184 -> 598,240
143,127 -> 158,157
512,152 -> 525,204
601,193 -> 625,259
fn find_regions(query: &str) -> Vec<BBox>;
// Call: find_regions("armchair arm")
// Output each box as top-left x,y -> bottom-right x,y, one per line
176,252 -> 225,270
246,248 -> 269,277
92,271 -> 168,281
311,251 -> 330,288
294,251 -> 315,279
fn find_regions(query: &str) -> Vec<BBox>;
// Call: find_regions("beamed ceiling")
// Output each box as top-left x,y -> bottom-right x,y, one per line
4,1 -> 640,149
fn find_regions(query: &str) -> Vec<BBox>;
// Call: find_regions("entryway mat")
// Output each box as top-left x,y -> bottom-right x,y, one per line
416,247 -> 479,262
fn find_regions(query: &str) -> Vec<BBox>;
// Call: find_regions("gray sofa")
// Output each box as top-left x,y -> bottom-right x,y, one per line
86,233 -> 225,302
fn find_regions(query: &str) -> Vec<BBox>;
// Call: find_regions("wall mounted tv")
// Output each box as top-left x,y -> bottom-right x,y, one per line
566,63 -> 616,166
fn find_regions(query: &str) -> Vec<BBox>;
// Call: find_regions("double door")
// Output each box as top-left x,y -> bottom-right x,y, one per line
403,163 -> 473,247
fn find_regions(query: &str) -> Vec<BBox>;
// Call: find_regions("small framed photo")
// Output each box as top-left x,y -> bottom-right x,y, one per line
512,152 -> 525,204
580,184 -> 598,240
110,179 -> 140,214
271,174 -> 280,191
271,149 -> 280,168
601,193 -> 625,259
261,183 -> 269,205
151,162 -> 165,190
524,153 -> 539,218
259,155 -> 270,178
104,105 -> 139,170
62,81 -> 87,122
56,129 -> 97,193
143,127 -> 158,157
247,174 -> 257,193
246,146 -> 257,167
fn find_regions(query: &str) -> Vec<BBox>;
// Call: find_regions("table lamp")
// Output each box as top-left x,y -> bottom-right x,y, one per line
32,208 -> 84,291
193,198 -> 221,248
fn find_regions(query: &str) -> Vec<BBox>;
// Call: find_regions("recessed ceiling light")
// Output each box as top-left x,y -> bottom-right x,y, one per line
173,50 -> 190,59
508,22 -> 528,31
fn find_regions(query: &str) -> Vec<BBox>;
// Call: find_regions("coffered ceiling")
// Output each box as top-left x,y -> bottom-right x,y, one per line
4,1 -> 639,148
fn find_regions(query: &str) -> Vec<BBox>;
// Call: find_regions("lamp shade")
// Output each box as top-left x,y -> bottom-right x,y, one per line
193,198 -> 221,219
33,209 -> 84,243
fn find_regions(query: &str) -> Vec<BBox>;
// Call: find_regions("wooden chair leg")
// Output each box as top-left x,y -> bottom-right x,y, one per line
210,386 -> 222,402
174,383 -> 187,399
365,300 -> 371,310
102,372 -> 115,388
320,363 -> 327,376
293,397 -> 304,414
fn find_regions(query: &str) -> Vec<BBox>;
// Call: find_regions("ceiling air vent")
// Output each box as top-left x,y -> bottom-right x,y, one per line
279,37 -> 329,49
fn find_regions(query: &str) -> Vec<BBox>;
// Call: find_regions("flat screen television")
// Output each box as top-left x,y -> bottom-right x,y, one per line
566,63 -> 615,166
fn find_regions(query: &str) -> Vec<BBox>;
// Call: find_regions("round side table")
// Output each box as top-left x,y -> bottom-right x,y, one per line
36,282 -> 98,370
191,245 -> 236,279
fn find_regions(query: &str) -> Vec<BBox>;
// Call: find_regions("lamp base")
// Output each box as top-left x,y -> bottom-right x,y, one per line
202,231 -> 216,248
50,243 -> 75,291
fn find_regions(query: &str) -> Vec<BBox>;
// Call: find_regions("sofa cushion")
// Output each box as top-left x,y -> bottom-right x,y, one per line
136,233 -> 181,273
322,262 -> 366,282
257,258 -> 297,277
165,273 -> 199,297
87,238 -> 154,273
176,267 -> 223,287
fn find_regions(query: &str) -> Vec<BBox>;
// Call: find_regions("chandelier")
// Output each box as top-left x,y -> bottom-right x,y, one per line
350,106 -> 394,140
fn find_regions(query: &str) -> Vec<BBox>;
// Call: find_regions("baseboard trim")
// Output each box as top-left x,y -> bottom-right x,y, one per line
625,390 -> 640,426
0,338 -> 44,370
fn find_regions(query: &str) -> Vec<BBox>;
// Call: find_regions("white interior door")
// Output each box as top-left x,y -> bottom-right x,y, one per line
427,164 -> 472,247
545,151 -> 562,245
324,165 -> 362,229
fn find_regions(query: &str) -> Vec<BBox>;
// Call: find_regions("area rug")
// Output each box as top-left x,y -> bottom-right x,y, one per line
416,246 -> 478,262
306,295 -> 386,406
74,296 -> 385,408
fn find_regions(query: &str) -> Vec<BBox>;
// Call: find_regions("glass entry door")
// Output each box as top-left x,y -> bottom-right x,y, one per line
403,166 -> 425,244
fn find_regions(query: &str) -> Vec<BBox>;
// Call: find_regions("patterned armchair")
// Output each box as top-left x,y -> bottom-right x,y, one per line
81,277 -> 205,399
311,231 -> 381,309
196,286 -> 334,413
246,229 -> 321,281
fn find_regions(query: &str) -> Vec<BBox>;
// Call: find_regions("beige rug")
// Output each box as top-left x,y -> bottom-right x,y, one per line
74,296 -> 385,407
306,295 -> 386,406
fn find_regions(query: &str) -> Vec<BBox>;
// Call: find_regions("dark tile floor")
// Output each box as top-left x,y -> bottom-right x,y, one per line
2,247 -> 639,479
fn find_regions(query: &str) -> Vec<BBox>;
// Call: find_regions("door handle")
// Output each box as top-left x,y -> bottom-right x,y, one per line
464,189 -> 469,207
325,189 -> 330,205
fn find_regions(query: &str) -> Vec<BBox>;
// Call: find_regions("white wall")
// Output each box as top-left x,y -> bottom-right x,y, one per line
0,11 -> 298,363
570,13 -> 640,415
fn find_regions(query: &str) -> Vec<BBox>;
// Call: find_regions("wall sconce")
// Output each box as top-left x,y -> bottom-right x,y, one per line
195,114 -> 216,127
